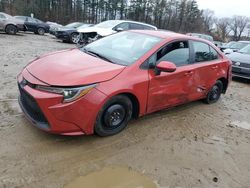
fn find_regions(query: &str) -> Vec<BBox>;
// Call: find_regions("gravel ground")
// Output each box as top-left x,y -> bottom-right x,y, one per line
0,32 -> 250,188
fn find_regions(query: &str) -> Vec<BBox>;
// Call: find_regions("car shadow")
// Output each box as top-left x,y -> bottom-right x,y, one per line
26,100 -> 203,144
232,77 -> 250,84
0,32 -> 25,37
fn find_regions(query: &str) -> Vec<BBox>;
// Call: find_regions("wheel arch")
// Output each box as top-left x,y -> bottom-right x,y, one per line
105,92 -> 141,119
217,77 -> 228,93
5,24 -> 17,32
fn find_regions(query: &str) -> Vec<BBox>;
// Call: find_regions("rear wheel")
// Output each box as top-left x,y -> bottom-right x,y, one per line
37,28 -> 45,35
95,95 -> 133,137
5,25 -> 17,35
204,80 -> 223,104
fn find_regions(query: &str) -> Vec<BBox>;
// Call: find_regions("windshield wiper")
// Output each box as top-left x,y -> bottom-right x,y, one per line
83,48 -> 116,64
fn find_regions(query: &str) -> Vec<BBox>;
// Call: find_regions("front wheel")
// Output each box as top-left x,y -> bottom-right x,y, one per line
5,25 -> 17,35
203,80 -> 223,104
95,95 -> 133,137
70,33 -> 80,44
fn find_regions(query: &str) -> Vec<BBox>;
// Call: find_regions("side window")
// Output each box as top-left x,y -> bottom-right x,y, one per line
27,17 -> 36,23
129,23 -> 144,30
15,16 -> 26,21
193,41 -> 219,62
113,22 -> 129,30
156,41 -> 190,67
143,25 -> 155,30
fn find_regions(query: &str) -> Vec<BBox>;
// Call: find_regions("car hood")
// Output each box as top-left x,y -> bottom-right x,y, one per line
227,52 -> 250,64
26,48 -> 125,86
57,27 -> 75,32
12,18 -> 24,25
77,27 -> 116,36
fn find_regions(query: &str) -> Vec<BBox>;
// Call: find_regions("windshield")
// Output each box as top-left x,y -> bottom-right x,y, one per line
82,31 -> 162,66
77,24 -> 92,29
239,44 -> 250,54
65,22 -> 83,28
95,20 -> 121,29
230,42 -> 248,50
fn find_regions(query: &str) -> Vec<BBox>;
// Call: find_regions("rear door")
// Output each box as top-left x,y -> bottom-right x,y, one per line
147,40 -> 197,113
189,40 -> 223,99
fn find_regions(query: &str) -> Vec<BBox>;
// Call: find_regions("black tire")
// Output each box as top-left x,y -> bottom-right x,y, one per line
203,80 -> 223,104
5,25 -> 17,35
70,33 -> 80,44
95,95 -> 133,137
37,28 -> 45,35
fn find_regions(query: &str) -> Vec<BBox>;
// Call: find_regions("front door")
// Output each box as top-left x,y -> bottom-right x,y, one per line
26,17 -> 37,32
147,40 -> 197,113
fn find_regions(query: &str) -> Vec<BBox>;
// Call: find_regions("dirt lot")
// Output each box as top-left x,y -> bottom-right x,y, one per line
0,32 -> 250,188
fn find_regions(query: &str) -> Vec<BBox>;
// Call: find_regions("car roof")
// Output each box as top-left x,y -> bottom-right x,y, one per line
130,30 -> 217,45
131,30 -> 191,39
103,20 -> 157,29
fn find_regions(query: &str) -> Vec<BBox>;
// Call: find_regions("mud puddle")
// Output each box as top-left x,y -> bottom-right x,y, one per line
64,166 -> 157,188
229,121 -> 250,130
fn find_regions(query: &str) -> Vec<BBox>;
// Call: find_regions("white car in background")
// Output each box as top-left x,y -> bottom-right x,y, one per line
77,20 -> 157,44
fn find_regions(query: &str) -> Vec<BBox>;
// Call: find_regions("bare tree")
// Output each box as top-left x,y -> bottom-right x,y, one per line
202,9 -> 215,33
215,17 -> 231,41
230,16 -> 249,41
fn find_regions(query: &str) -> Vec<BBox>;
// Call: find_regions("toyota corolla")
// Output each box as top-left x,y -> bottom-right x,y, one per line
17,30 -> 232,136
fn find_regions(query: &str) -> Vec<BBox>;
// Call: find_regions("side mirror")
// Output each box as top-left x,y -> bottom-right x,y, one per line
115,27 -> 124,32
156,61 -> 177,74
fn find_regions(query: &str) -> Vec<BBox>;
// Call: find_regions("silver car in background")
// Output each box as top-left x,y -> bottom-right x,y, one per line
227,44 -> 250,79
0,12 -> 26,34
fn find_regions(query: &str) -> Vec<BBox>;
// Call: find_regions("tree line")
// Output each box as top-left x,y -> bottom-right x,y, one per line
0,0 -> 249,42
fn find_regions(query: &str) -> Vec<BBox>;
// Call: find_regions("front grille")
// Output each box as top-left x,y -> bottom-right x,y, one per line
232,61 -> 250,68
18,82 -> 48,124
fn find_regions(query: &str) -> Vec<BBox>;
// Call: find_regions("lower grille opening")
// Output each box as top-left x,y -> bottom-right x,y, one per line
18,83 -> 49,125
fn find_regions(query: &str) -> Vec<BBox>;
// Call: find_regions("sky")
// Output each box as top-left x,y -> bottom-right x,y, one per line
196,0 -> 250,18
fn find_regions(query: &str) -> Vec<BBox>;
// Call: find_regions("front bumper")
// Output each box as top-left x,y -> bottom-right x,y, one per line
17,70 -> 107,135
55,32 -> 70,41
232,65 -> 250,79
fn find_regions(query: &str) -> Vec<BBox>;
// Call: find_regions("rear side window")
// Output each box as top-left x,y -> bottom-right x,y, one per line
143,25 -> 155,30
209,47 -> 219,60
113,22 -> 129,30
27,17 -> 36,23
192,41 -> 219,62
155,41 -> 190,67
129,23 -> 144,30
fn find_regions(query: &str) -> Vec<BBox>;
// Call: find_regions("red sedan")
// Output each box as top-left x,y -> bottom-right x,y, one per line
17,30 -> 232,136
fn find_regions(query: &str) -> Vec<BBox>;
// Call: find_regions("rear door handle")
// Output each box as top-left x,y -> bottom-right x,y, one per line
212,66 -> 218,69
184,71 -> 194,76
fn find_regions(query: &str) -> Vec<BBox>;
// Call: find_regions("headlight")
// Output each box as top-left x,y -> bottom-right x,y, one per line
36,84 -> 97,103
